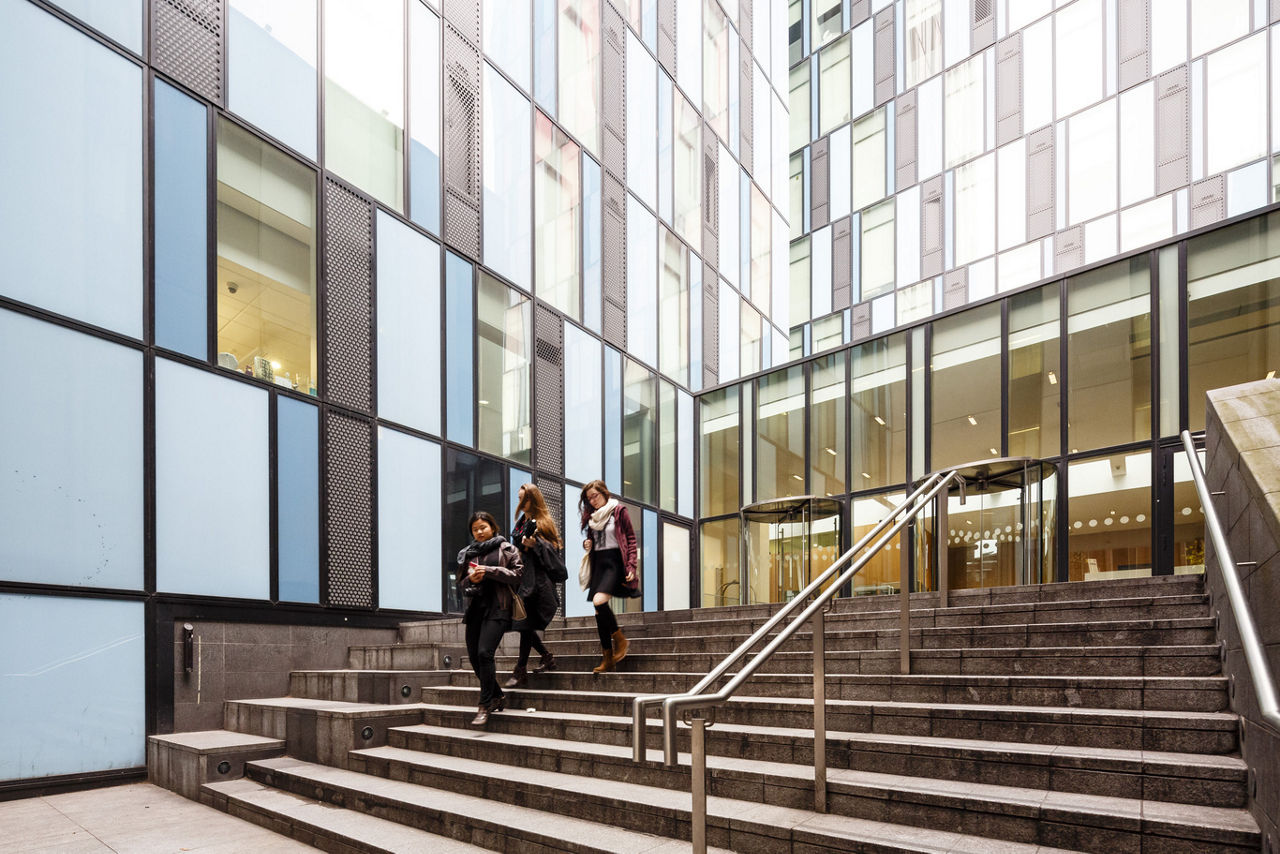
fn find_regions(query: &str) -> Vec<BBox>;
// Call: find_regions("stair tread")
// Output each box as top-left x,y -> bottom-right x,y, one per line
206,777 -> 492,852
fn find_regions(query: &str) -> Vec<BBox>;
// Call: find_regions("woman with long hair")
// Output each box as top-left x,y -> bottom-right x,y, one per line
579,479 -> 639,674
456,510 -> 523,725
503,483 -> 567,688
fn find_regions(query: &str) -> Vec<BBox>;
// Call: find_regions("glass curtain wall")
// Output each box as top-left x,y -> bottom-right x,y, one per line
756,366 -> 806,500
930,304 -> 1001,468
476,273 -> 532,465
700,518 -> 740,607
700,386 -> 740,517
1008,284 -> 1061,458
851,334 -> 907,489
535,111 -> 582,319
623,359 -> 657,505
810,353 -> 846,497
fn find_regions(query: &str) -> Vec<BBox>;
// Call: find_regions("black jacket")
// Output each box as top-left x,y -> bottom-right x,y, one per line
456,537 -> 523,625
511,515 -> 561,632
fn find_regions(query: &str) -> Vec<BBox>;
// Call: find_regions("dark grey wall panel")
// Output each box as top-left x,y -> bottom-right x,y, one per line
811,137 -> 830,230
1118,0 -> 1150,92
832,217 -> 852,310
153,0 -> 223,104
942,269 -> 967,310
603,5 -> 628,181
921,176 -> 944,280
971,0 -> 995,53
995,34 -> 1022,147
324,410 -> 374,609
1191,176 -> 1226,230
1054,225 -> 1084,273
874,8 -> 895,106
444,0 -> 480,50
1027,127 -> 1055,240
444,23 -> 482,260
534,306 -> 564,475
895,89 -> 918,188
1156,66 -> 1190,196
323,179 -> 375,413
603,173 -> 628,349
703,261 -> 719,388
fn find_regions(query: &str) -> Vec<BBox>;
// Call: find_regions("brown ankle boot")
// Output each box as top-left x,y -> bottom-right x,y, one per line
470,704 -> 489,726
531,651 -> 557,673
611,629 -> 629,663
592,649 -> 615,674
503,665 -> 527,689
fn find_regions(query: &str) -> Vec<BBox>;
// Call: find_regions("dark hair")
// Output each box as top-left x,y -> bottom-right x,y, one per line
578,480 -> 611,531
468,511 -> 499,536
517,483 -> 562,548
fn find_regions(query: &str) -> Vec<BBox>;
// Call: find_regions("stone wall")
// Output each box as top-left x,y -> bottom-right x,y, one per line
1205,379 -> 1280,854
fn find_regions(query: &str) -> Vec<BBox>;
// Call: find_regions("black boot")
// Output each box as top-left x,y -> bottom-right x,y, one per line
503,665 -> 528,688
531,651 -> 557,673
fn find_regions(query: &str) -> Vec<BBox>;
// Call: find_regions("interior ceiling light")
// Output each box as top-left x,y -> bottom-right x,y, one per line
873,415 -> 886,426
1269,370 -> 1276,379
967,415 -> 978,426
824,447 -> 837,456
792,474 -> 803,481
861,472 -> 871,479
1047,371 -> 1057,385
478,399 -> 490,405
989,448 -> 999,456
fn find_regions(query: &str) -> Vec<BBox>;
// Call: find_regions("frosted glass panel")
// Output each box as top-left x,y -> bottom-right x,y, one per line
446,252 -> 475,444
378,427 -> 442,612
0,310 -> 143,590
662,523 -> 691,609
564,324 -> 604,484
156,359 -> 269,599
45,0 -> 142,52
483,65 -> 533,288
484,0 -> 531,91
376,211 -> 442,435
0,595 -> 144,782
277,396 -> 319,603
0,0 -> 142,338
228,0 -> 318,158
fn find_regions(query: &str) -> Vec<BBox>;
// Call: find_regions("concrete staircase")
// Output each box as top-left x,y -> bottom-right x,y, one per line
149,574 -> 1263,853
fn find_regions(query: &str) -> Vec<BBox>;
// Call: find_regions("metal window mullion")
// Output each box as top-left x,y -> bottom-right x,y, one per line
269,393 -> 280,603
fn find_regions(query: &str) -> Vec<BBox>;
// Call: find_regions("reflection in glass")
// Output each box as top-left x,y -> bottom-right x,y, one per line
1008,284 -> 1060,458
443,448 -> 507,612
477,273 -> 532,464
623,359 -> 657,505
861,200 -> 895,298
700,386 -> 740,517
1171,450 -> 1207,575
700,518 -> 741,607
1068,451 -> 1152,581
851,334 -> 906,489
216,119 -> 317,394
674,91 -> 702,251
931,303 -> 1001,469
788,0 -> 803,65
535,111 -> 582,319
702,0 -> 729,141
659,379 -> 677,512
659,229 -> 690,386
663,523 -> 692,609
851,493 -> 905,594
812,0 -> 841,48
1067,257 -> 1151,451
228,0 -> 317,158
811,353 -> 846,497
819,36 -> 851,136
484,0 -> 531,91
905,0 -> 941,87
409,1 -> 441,232
483,66 -> 533,288
757,366 -> 806,500
789,64 -> 810,152
559,0 -> 601,153
740,301 -> 763,377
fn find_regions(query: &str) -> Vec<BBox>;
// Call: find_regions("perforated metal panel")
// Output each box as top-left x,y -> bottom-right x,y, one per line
325,410 -> 375,608
153,0 -> 223,104
811,138 -> 830,229
1191,176 -> 1226,229
1118,0 -> 1150,92
874,9 -> 895,106
1156,67 -> 1190,196
1273,0 -> 1280,23
702,262 -> 718,388
850,302 -> 871,341
658,0 -> 676,72
444,23 -> 482,260
971,0 -> 995,53
850,0 -> 870,26
995,35 -> 1022,147
323,179 -> 375,413
534,307 -> 565,475
832,217 -> 852,310
603,173 -> 628,347
703,137 -> 719,266
740,55 -> 754,175
739,0 -> 752,51
1054,225 -> 1084,273
1027,127 -> 1055,240
444,0 -> 480,50
536,473 -> 567,617
895,90 -> 918,188
921,177 -> 944,278
603,5 -> 628,181
942,269 -> 967,310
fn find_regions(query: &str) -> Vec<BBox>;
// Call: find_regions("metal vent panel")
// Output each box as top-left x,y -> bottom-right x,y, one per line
603,173 -> 627,348
534,307 -> 565,475
1054,225 -> 1084,273
1190,176 -> 1226,229
444,0 -> 481,50
971,0 -> 995,53
921,176 -> 944,278
325,410 -> 374,608
1156,66 -> 1190,195
703,145 -> 719,265
1027,127 -> 1055,240
323,179 -> 375,413
444,23 -> 482,259
874,9 -> 895,106
603,5 -> 627,180
536,473 -> 566,617
995,34 -> 1022,146
658,0 -> 676,72
895,89 -> 918,188
832,217 -> 852,310
1118,0 -> 1150,91
739,0 -> 752,51
811,137 -> 830,230
850,0 -> 870,27
942,269 -> 967,309
153,0 -> 223,103
851,302 -> 871,341
740,55 -> 754,175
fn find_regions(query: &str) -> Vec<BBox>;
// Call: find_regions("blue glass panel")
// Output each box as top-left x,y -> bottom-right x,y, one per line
678,390 -> 694,518
604,346 -> 623,490
410,2 -> 441,233
564,324 -> 603,484
641,0 -> 657,53
534,0 -> 557,115
0,595 -> 144,782
509,467 -> 530,530
445,251 -> 475,445
45,0 -> 142,52
0,0 -> 142,338
228,1 -> 318,159
154,80 -> 208,359
0,310 -> 143,590
155,359 -> 269,599
376,211 -> 441,435
582,155 -> 603,334
378,427 -> 442,612
277,396 -> 319,603
643,508 -> 658,612
484,0 -> 531,92
483,66 -> 532,289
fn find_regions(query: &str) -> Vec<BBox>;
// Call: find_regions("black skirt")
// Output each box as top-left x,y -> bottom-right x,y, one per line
587,547 -> 641,599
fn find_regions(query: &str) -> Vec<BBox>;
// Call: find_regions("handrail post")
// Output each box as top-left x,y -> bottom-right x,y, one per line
937,487 -> 949,610
691,715 -> 708,854
812,605 -> 827,812
899,522 -> 911,674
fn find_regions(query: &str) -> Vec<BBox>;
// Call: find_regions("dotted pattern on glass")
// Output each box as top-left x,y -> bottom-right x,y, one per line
444,23 -> 482,260
324,410 -> 374,608
153,0 -> 223,104
603,173 -> 628,348
534,305 -> 564,474
322,179 -> 374,413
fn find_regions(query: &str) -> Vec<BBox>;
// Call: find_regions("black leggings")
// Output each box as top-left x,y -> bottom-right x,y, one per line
515,629 -> 549,668
595,602 -> 618,651
465,617 -> 507,705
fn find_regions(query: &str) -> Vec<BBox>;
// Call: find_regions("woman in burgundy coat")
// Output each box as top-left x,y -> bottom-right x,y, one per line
579,479 -> 639,674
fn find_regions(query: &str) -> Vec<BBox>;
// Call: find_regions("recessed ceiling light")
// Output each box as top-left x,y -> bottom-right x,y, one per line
479,399 -> 490,405
824,447 -> 837,456
1047,371 -> 1057,385
861,472 -> 871,479
873,415 -> 886,426
967,415 -> 978,426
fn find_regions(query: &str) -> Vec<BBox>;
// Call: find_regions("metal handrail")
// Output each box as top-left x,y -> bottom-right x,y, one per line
629,471 -> 946,764
1180,430 -> 1280,733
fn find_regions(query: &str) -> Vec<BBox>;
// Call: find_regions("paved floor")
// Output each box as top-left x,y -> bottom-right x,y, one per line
0,782 -> 316,853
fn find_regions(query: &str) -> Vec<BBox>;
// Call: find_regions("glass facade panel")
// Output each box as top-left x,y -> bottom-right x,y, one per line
1186,205 -> 1280,432
678,390 -> 694,517
740,300 -> 763,376
756,366 -> 806,500
445,251 -> 475,444
789,64 -> 810,152
154,80 -> 208,360
642,507 -> 659,611
628,194 -> 660,366
1068,451 -> 1152,581
535,111 -> 582,319
409,1 -> 442,232
228,0 -> 317,158
791,237 -> 812,325
564,482 -> 592,617
751,184 -> 772,319
861,200 -> 895,299
0,310 -> 143,590
674,92 -> 702,251
702,0 -> 729,141
1205,33 -> 1266,177
0,0 -> 142,338
605,346 -> 623,488
277,396 -> 319,603
931,303 -> 1002,469
659,380 -> 678,512
627,32 -> 657,206
484,0 -> 531,92
1066,257 -> 1151,451
583,154 -> 603,332
1008,284 -> 1061,459
442,449 -> 506,612
155,359 -> 269,599
559,0 -> 601,154
216,118 -> 317,394
851,334 -> 907,490
323,0 -> 404,210
819,36 -> 851,136
659,228 -> 690,385
662,523 -> 692,609
477,272 -> 532,464
378,427 -> 442,612
944,55 -> 983,169
905,0 -> 942,88
700,386 -> 741,517
483,66 -> 533,289
700,518 -> 741,607
0,595 -> 144,781
790,153 -> 805,237
534,0 -> 557,113
564,323 -> 604,484
46,0 -> 142,52
1171,449 -> 1207,574
810,353 -> 847,497
623,359 -> 657,505
376,211 -> 441,435
851,493 -> 906,594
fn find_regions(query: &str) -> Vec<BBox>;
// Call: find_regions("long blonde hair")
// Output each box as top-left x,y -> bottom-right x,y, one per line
517,483 -> 562,548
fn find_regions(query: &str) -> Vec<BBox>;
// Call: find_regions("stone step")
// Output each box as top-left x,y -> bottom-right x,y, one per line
345,742 -> 1257,854
387,720 -> 1247,808
247,754 -> 1089,854
203,777 -> 492,853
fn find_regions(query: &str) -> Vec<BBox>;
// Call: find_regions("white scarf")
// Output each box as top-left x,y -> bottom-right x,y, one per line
587,497 -> 619,531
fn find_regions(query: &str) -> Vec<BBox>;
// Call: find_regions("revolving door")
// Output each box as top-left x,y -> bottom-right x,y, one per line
739,496 -> 843,604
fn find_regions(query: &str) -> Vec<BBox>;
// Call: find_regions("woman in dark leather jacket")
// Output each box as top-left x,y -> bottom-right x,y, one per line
456,511 -> 523,725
